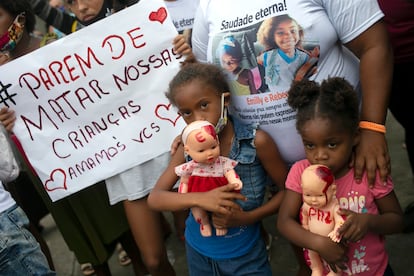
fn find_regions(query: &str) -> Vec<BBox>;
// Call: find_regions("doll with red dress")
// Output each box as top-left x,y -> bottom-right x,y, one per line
175,120 -> 243,237
300,164 -> 345,276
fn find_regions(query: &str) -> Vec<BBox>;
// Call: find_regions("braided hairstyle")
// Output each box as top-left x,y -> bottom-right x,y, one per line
288,77 -> 359,136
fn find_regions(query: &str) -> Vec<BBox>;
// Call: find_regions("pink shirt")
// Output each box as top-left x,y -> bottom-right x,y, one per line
287,159 -> 394,275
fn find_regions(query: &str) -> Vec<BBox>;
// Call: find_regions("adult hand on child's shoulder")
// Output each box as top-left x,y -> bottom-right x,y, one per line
170,134 -> 182,155
352,130 -> 390,187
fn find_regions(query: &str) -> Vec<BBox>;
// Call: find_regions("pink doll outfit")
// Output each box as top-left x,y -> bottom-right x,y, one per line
175,157 -> 238,192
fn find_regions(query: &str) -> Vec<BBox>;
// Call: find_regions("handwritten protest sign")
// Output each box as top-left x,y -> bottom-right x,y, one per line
0,0 -> 186,202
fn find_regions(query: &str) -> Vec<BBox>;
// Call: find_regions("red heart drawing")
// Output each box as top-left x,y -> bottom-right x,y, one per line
149,7 -> 167,24
44,168 -> 67,192
155,103 -> 181,126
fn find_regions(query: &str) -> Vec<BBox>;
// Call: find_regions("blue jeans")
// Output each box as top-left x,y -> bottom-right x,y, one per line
0,204 -> 55,275
186,235 -> 271,276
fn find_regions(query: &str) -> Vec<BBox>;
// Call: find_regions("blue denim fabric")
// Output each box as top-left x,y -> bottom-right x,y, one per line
0,204 -> 55,276
230,117 -> 267,211
186,235 -> 271,276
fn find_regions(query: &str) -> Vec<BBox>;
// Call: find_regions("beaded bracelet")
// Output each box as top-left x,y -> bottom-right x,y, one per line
359,121 -> 386,134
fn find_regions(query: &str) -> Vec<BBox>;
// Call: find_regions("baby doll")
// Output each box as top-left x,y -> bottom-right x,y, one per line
300,164 -> 345,276
175,120 -> 243,237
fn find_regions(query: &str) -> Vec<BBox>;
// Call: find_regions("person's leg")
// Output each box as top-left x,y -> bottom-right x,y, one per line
185,242 -> 215,276
216,237 -> 272,276
0,205 -> 55,276
28,221 -> 55,270
123,197 -> 175,276
92,262 -> 111,276
119,231 -> 148,276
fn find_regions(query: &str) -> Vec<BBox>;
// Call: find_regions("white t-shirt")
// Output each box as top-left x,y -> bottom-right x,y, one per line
192,0 -> 383,166
165,0 -> 200,32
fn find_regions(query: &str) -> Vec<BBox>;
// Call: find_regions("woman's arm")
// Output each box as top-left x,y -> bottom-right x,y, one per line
345,20 -> 393,186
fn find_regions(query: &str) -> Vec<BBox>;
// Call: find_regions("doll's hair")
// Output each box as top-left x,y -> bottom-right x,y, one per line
0,0 -> 36,34
166,60 -> 230,107
287,77 -> 359,136
182,121 -> 218,146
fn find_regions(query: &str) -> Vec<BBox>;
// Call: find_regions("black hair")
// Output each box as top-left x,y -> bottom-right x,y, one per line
0,0 -> 36,33
288,77 -> 359,135
166,60 -> 230,107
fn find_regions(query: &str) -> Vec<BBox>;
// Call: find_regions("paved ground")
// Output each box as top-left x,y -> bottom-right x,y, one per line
41,112 -> 414,275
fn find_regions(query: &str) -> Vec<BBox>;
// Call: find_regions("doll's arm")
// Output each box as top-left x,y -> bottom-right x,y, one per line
328,203 -> 345,243
301,204 -> 310,231
178,174 -> 189,193
224,169 -> 243,190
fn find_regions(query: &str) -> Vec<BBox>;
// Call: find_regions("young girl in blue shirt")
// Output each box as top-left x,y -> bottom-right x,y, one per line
148,60 -> 288,275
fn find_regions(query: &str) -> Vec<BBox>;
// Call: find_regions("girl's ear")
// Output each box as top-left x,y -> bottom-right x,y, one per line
223,92 -> 231,107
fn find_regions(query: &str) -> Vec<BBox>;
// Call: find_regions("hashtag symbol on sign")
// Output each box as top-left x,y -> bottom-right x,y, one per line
0,81 -> 17,107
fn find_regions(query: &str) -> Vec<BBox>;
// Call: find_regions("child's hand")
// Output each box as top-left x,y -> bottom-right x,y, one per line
212,204 -> 245,229
0,107 -> 16,132
337,209 -> 369,242
315,236 -> 348,272
197,184 -> 245,214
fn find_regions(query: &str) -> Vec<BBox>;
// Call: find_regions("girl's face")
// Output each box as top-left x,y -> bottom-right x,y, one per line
66,0 -> 104,23
300,117 -> 358,178
221,53 -> 239,73
273,20 -> 300,53
173,79 -> 224,127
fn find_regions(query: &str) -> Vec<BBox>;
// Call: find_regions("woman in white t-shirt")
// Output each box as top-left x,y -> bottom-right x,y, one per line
191,0 -> 393,274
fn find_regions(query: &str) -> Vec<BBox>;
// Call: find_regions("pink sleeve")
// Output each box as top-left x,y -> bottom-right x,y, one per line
285,159 -> 311,193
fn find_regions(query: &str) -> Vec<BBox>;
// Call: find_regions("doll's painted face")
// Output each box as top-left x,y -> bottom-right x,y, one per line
185,128 -> 220,164
301,165 -> 335,209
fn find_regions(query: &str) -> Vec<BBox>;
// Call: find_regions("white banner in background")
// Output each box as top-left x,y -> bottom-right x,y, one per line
0,0 -> 185,201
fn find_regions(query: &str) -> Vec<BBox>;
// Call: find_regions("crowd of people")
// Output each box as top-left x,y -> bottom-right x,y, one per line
0,0 -> 413,275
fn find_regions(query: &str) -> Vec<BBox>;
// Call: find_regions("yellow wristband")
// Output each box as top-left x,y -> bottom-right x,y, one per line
359,121 -> 386,134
